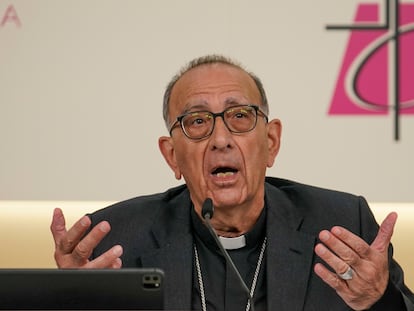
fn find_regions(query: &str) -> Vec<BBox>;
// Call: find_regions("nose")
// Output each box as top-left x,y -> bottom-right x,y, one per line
208,115 -> 234,150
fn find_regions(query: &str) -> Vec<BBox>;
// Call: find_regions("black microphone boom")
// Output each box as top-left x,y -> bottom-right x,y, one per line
201,198 -> 255,311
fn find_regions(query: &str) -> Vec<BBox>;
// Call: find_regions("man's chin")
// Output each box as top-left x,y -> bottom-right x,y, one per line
208,191 -> 246,209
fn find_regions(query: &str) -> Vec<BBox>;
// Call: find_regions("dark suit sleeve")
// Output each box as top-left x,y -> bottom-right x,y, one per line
357,197 -> 414,311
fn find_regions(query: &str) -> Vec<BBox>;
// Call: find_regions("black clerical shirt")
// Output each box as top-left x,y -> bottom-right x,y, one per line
191,205 -> 267,311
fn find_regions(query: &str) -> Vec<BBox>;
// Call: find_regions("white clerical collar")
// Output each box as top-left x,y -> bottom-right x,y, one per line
218,235 -> 246,250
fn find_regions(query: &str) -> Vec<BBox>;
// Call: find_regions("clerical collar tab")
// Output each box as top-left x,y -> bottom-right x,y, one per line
218,235 -> 246,250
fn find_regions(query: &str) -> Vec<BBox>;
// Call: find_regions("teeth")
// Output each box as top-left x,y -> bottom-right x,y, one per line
216,172 -> 234,177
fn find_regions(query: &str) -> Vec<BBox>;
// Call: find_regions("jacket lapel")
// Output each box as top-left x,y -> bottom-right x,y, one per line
265,183 -> 316,311
139,189 -> 194,310
140,234 -> 193,310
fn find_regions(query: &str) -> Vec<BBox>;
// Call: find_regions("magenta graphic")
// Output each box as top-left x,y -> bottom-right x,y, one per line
327,0 -> 414,140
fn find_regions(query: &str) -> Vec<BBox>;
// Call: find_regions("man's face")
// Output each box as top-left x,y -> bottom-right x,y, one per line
159,63 -> 281,214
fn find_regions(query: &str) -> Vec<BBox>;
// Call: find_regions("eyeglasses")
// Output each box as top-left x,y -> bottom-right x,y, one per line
169,104 -> 268,140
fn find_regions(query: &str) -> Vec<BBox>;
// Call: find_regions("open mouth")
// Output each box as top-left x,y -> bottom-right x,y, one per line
211,167 -> 238,178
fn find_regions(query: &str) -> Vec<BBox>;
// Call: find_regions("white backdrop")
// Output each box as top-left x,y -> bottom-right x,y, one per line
1,0 -> 413,202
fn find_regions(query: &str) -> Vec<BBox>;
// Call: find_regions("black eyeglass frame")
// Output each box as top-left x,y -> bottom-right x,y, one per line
168,104 -> 269,140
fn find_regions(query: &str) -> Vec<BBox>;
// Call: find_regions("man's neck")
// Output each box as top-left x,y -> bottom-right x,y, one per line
201,203 -> 265,237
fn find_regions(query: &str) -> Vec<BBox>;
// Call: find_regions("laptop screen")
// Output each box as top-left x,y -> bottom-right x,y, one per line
0,268 -> 164,310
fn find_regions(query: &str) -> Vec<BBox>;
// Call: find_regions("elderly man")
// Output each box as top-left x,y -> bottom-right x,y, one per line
51,55 -> 414,311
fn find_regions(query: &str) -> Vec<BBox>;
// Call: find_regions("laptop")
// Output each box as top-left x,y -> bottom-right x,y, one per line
0,268 -> 164,310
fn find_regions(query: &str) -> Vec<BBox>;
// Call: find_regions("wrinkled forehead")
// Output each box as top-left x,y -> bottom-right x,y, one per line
169,63 -> 262,111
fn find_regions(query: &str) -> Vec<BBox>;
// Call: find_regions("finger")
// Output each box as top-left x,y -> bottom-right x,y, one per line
314,263 -> 348,292
71,221 -> 111,263
58,215 -> 92,254
111,258 -> 123,269
371,212 -> 397,252
314,243 -> 352,276
319,229 -> 363,266
329,226 -> 372,262
85,245 -> 123,269
50,208 -> 67,245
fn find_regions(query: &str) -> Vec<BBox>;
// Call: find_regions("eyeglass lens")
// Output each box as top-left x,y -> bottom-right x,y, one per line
181,105 -> 257,139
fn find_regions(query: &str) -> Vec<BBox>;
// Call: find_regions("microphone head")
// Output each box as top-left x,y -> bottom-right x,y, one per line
201,198 -> 214,219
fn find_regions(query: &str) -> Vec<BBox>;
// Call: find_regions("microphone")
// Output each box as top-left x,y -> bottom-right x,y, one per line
201,198 -> 255,311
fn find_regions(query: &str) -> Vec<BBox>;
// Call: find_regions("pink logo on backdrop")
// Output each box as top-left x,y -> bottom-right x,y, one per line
327,0 -> 414,140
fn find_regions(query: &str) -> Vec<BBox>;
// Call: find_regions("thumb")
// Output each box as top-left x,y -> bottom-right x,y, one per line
371,212 -> 398,252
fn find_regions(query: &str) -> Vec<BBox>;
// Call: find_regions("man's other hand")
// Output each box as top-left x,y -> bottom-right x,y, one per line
50,208 -> 123,269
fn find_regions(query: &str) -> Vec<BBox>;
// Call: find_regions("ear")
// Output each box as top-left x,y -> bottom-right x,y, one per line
158,136 -> 182,180
266,119 -> 282,168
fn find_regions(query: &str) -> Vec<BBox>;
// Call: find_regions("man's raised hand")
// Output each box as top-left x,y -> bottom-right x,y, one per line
50,208 -> 123,269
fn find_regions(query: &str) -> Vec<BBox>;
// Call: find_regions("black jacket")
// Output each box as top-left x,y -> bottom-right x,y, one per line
90,177 -> 414,310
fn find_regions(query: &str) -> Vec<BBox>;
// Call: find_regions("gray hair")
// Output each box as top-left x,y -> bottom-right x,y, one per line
162,54 -> 269,128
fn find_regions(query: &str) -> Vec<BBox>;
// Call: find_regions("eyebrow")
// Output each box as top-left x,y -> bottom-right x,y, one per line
224,97 -> 247,106
181,103 -> 208,114
181,97 -> 248,114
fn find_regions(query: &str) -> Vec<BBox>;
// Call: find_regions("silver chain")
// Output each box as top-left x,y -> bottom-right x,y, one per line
194,243 -> 207,311
194,237 -> 267,311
